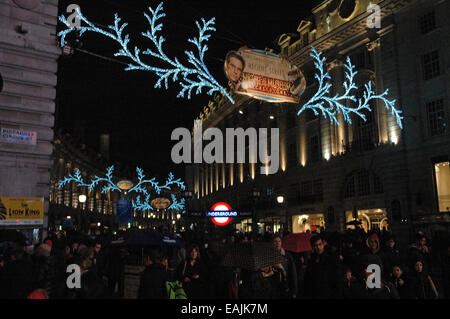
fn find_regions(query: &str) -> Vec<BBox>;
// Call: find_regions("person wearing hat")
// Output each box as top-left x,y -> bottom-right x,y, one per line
360,233 -> 387,279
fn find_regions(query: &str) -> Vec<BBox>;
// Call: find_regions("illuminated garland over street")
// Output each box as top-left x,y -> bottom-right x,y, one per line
298,46 -> 403,129
58,166 -> 186,213
58,2 -> 234,104
58,2 -> 403,129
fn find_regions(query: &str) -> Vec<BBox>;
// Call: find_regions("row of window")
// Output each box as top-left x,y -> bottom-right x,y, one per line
344,170 -> 383,198
50,187 -> 114,215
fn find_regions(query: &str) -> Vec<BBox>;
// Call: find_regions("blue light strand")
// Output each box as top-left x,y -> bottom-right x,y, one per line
298,46 -> 403,129
58,2 -> 234,104
167,194 -> 185,212
57,166 -> 185,213
132,194 -> 153,212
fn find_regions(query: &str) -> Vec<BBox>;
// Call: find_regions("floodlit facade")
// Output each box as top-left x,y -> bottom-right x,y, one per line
186,0 -> 450,244
0,0 -> 61,238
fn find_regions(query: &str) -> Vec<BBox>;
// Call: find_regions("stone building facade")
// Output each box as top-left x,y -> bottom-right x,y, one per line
48,131 -> 117,234
0,0 -> 61,238
186,0 -> 450,244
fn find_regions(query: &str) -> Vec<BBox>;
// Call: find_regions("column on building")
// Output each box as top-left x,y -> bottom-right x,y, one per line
215,163 -> 219,191
278,105 -> 287,171
210,164 -> 213,194
367,38 -> 389,144
299,111 -> 307,166
327,58 -> 346,154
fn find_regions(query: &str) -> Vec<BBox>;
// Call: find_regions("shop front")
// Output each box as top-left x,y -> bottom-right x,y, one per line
291,213 -> 326,233
345,208 -> 389,232
0,197 -> 45,245
258,216 -> 281,234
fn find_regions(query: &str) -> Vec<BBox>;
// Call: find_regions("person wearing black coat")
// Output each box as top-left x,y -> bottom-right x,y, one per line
356,257 -> 400,300
408,234 -> 431,272
408,260 -> 439,299
359,233 -> 386,279
239,266 -> 283,299
383,237 -> 401,276
273,235 -> 298,299
388,264 -> 410,299
32,243 -> 67,299
177,245 -> 207,299
0,247 -> 33,299
339,267 -> 366,299
203,241 -> 228,299
303,235 -> 341,299
342,238 -> 360,275
66,256 -> 109,299
138,249 -> 169,299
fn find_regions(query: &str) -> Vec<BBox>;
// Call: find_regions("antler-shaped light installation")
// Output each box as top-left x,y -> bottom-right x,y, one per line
298,46 -> 403,129
58,2 -> 234,104
58,166 -> 186,214
58,4 -> 403,129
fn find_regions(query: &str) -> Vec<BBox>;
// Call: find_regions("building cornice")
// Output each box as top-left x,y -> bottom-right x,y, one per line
288,0 -> 412,67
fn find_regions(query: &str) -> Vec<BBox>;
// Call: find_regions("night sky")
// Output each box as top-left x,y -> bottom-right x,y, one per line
56,0 -> 319,178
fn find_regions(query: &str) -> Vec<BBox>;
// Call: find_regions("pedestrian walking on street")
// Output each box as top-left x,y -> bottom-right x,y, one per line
408,260 -> 439,299
138,249 -> 169,299
0,247 -> 33,299
303,235 -> 340,299
273,235 -> 298,299
178,245 -> 207,299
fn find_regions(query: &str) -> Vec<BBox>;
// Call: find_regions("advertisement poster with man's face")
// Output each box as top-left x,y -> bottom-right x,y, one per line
224,48 -> 306,103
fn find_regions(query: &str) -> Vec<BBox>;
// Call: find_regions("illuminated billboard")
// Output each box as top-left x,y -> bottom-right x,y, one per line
224,48 -> 306,103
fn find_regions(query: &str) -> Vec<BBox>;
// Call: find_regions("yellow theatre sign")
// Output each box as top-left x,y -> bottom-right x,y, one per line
0,197 -> 44,226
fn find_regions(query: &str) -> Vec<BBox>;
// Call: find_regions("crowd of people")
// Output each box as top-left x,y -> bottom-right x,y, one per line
0,232 -> 119,299
0,227 -> 449,299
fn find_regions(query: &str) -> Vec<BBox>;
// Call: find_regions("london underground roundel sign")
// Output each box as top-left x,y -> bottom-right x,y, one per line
206,202 -> 238,226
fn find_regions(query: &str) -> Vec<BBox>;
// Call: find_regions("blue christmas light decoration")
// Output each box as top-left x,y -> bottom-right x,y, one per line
298,46 -> 403,129
58,166 -> 186,213
167,194 -> 185,212
58,2 -> 234,104
58,4 -> 403,129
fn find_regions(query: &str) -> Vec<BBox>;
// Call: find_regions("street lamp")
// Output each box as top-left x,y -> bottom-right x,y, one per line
277,195 -> 285,204
79,194 -> 87,203
277,195 -> 286,237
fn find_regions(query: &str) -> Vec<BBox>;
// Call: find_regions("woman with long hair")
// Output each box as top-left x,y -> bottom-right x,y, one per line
178,245 -> 206,299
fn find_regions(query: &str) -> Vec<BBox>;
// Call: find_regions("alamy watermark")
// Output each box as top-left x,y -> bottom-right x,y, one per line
367,4 -> 381,29
66,264 -> 81,289
366,264 -> 382,288
66,4 -> 82,28
171,120 -> 280,175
